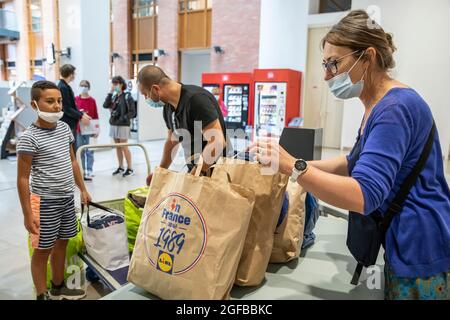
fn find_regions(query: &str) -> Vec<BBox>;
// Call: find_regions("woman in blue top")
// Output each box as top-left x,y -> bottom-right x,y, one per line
252,10 -> 449,300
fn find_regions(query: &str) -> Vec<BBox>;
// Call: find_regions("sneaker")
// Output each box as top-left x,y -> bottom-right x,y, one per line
123,169 -> 135,178
84,175 -> 93,182
49,282 -> 86,301
88,171 -> 95,177
36,292 -> 51,300
112,167 -> 125,176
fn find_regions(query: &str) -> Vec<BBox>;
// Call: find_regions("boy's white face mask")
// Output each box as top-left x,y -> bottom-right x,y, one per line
33,101 -> 64,124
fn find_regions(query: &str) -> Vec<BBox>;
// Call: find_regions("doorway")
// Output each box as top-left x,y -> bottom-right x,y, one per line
304,27 -> 344,149
180,49 -> 211,86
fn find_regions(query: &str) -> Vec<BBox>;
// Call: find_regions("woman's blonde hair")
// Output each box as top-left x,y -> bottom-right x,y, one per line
322,10 -> 397,71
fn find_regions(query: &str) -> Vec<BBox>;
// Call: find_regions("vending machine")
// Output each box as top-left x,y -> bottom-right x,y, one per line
253,69 -> 302,138
202,73 -> 254,130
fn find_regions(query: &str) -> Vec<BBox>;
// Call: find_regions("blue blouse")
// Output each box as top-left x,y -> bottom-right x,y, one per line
347,88 -> 450,278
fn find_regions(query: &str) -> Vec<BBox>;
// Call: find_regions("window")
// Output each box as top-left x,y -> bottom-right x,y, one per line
7,62 -> 17,81
179,0 -> 211,13
30,0 -> 42,32
319,0 -> 351,13
133,0 -> 158,18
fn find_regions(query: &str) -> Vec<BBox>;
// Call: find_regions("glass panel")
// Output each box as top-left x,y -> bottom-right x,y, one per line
207,0 -> 212,9
139,0 -> 153,6
30,0 -> 42,32
32,67 -> 44,77
179,0 -> 186,12
133,0 -> 157,18
187,0 -> 205,11
319,0 -> 352,13
7,68 -> 17,81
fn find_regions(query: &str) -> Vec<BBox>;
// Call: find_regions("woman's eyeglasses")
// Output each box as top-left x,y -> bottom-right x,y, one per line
322,50 -> 363,76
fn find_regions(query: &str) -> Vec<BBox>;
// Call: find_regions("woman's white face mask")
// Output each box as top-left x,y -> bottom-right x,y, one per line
327,52 -> 366,100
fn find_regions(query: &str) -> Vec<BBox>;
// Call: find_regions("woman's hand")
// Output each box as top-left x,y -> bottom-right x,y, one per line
248,138 -> 296,176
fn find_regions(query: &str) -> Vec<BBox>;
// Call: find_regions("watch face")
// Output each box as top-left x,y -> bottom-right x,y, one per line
295,160 -> 307,171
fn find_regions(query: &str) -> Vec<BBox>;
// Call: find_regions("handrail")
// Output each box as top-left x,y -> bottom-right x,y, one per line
76,143 -> 152,177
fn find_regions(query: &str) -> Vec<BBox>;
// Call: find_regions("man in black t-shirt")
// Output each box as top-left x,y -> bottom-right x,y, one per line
137,65 -> 230,186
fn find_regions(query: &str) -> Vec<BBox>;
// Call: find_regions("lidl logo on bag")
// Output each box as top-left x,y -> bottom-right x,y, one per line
157,251 -> 174,274
144,193 -> 207,276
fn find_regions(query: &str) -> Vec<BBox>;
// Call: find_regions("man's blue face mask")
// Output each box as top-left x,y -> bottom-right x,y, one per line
146,87 -> 165,109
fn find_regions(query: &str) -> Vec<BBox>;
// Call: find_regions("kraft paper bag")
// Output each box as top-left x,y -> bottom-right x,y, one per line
214,158 -> 289,287
270,181 -> 307,263
127,166 -> 255,300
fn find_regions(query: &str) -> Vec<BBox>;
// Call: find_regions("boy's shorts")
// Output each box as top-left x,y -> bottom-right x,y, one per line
30,193 -> 78,250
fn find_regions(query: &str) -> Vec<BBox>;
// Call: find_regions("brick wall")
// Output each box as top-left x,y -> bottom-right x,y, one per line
156,0 -> 178,80
111,0 -> 132,79
211,0 -> 261,73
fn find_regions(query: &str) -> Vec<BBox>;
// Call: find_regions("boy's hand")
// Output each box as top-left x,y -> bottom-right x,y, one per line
24,216 -> 39,235
81,190 -> 92,205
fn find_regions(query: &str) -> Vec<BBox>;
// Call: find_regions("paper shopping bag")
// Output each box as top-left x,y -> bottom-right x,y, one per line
127,166 -> 255,300
270,181 -> 306,263
213,158 -> 289,286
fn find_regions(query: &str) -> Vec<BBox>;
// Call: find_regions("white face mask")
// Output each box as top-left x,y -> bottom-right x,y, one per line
327,52 -> 366,100
34,102 -> 64,124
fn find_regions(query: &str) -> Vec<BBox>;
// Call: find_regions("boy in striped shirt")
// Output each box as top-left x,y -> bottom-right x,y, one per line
17,81 -> 92,300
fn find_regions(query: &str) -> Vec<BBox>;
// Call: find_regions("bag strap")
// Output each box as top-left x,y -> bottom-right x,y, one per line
87,201 -> 117,214
351,121 -> 436,285
81,202 -> 118,228
379,121 -> 436,234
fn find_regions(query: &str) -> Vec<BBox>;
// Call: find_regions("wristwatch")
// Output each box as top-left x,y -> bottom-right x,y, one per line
290,159 -> 308,183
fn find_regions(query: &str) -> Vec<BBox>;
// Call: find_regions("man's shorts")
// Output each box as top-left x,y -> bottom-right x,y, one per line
30,193 -> 78,250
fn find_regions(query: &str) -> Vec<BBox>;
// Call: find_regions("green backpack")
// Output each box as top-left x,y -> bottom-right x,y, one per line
124,187 -> 149,252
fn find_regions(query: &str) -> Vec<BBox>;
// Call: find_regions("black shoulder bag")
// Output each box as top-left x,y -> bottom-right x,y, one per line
347,122 -> 436,285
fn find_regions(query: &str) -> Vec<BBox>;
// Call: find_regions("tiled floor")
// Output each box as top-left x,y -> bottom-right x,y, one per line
0,140 -> 449,300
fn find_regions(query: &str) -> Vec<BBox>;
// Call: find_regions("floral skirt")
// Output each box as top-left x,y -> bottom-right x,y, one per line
385,263 -> 449,300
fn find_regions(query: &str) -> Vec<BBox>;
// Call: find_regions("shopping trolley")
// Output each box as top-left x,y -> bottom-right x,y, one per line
76,143 -> 151,291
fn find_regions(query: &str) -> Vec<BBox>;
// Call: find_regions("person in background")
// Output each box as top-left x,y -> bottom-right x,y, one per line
58,64 -> 91,147
103,76 -> 136,178
75,80 -> 99,182
212,87 -> 228,118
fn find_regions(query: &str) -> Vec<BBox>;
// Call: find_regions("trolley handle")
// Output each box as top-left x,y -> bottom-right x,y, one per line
76,143 -> 152,177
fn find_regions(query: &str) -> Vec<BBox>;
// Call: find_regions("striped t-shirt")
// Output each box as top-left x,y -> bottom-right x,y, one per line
17,121 -> 75,198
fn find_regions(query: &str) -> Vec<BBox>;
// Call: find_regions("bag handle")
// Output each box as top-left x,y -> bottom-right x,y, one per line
211,168 -> 232,184
81,201 -> 121,228
81,203 -> 92,228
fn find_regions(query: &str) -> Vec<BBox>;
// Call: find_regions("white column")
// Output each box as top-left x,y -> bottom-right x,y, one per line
58,0 -> 111,144
259,0 -> 309,72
